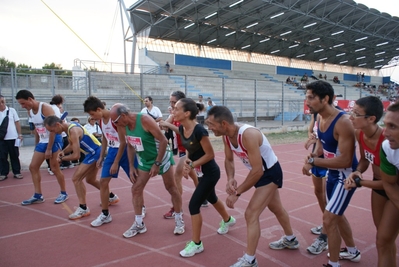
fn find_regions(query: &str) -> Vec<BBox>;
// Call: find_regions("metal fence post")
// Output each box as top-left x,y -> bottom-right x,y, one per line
254,80 -> 257,127
222,77 -> 225,106
51,69 -> 55,96
281,81 -> 284,126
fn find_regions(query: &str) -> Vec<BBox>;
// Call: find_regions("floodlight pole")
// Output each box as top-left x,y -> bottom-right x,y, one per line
119,0 -> 137,74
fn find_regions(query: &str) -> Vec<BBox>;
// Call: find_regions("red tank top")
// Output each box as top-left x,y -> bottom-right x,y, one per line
173,120 -> 185,152
359,129 -> 385,166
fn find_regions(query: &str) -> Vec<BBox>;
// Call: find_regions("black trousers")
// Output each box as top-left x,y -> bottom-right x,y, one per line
0,139 -> 21,176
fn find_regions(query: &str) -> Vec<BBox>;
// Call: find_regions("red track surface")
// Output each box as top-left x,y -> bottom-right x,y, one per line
1,142 -> 398,266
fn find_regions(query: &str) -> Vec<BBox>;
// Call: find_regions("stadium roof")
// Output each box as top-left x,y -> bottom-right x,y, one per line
128,0 -> 399,69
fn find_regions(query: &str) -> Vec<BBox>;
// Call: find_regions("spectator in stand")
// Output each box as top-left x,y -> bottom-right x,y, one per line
84,117 -> 103,143
140,96 -> 163,122
286,77 -> 292,84
333,76 -> 340,84
197,95 -> 206,106
206,97 -> 216,112
0,94 -> 24,181
324,74 -> 327,80
165,61 -> 170,73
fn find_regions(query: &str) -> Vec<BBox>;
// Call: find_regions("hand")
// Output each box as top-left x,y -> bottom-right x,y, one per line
183,160 -> 192,178
226,179 -> 237,195
96,158 -> 104,168
110,162 -> 119,175
45,149 -> 52,160
344,171 -> 362,190
226,194 -> 239,209
302,163 -> 312,176
149,165 -> 159,177
129,168 -> 138,184
304,134 -> 317,150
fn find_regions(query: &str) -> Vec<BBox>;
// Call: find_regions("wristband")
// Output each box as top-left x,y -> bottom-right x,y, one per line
354,176 -> 362,188
189,161 -> 194,169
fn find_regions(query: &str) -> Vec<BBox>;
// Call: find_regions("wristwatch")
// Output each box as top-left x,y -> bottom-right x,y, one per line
154,161 -> 161,166
307,157 -> 315,166
354,176 -> 362,187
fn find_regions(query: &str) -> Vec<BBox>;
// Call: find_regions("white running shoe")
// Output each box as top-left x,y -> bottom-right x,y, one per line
69,206 -> 91,220
217,216 -> 236,234
91,213 -> 112,227
174,217 -> 185,235
123,221 -> 147,238
179,241 -> 204,257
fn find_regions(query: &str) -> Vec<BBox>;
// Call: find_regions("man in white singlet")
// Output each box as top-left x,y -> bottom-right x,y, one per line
15,90 -> 68,205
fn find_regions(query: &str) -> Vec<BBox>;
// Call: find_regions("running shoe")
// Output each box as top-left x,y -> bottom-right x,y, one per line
47,168 -> 54,175
307,237 -> 328,255
164,207 -> 175,219
328,247 -> 361,262
69,206 -> 91,220
311,225 -> 323,235
230,256 -> 258,267
14,174 -> 23,179
123,221 -> 147,238
21,195 -> 45,206
54,193 -> 69,204
174,217 -> 185,235
109,194 -> 120,205
201,200 -> 209,207
91,213 -> 112,227
179,241 -> 204,257
269,236 -> 300,250
217,216 -> 236,234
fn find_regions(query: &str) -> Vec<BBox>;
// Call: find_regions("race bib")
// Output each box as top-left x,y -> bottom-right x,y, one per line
233,151 -> 249,164
36,126 -> 48,139
127,136 -> 144,152
323,149 -> 336,159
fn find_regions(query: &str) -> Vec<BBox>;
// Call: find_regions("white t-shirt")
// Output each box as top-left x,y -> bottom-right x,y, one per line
84,123 -> 102,135
140,106 -> 163,120
0,107 -> 20,140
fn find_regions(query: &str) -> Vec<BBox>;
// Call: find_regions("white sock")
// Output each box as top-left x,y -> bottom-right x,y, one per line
174,212 -> 183,220
347,246 -> 357,254
244,253 -> 255,262
328,260 -> 340,267
135,215 -> 143,225
285,235 -> 295,241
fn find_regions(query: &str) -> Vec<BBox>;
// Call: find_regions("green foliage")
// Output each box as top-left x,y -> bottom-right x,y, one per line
0,57 -> 72,76
0,57 -> 16,72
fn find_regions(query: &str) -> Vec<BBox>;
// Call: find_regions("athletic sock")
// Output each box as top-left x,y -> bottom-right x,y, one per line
328,260 -> 340,267
60,191 -> 67,195
244,253 -> 255,263
319,233 -> 327,242
194,241 -> 201,246
102,210 -> 109,216
79,204 -> 87,210
285,235 -> 295,241
33,193 -> 42,199
109,192 -> 115,198
347,246 -> 357,254
135,215 -> 143,225
225,216 -> 232,223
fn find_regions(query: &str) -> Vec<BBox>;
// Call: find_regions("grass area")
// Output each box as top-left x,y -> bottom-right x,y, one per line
265,130 -> 308,145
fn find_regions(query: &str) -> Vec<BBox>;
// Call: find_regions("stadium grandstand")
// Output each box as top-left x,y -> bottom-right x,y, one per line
1,0 -> 398,131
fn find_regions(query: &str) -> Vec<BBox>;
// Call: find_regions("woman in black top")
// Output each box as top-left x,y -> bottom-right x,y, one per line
172,98 -> 235,258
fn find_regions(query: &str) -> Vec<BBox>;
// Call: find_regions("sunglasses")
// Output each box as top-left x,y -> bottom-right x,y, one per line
112,114 -> 121,124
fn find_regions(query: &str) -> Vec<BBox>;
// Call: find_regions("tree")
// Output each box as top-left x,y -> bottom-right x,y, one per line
0,57 -> 16,72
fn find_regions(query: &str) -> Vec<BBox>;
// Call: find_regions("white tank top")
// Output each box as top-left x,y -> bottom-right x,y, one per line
224,124 -> 278,170
101,118 -> 120,148
30,102 -> 61,143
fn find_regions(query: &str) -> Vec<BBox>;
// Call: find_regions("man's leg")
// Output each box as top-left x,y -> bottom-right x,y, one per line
162,166 -> 182,214
7,140 -> 22,176
49,149 -> 66,193
29,151 -> 46,194
0,140 -> 10,178
376,200 -> 399,267
72,162 -> 98,205
323,211 -> 341,262
312,175 -> 326,213
268,189 -> 295,236
245,183 -> 278,255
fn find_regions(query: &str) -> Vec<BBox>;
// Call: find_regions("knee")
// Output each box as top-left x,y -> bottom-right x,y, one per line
376,231 -> 394,250
188,199 -> 200,215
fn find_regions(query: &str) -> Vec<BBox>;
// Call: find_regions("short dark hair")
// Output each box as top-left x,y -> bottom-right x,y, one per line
207,105 -> 234,124
356,96 -> 383,123
171,91 -> 186,100
70,117 -> 80,122
50,94 -> 64,105
387,100 -> 399,113
178,98 -> 199,120
306,80 -> 334,105
83,96 -> 105,113
16,90 -> 35,100
43,115 -> 62,127
145,96 -> 153,103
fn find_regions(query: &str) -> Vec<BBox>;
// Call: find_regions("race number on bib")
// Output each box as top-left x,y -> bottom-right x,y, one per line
36,126 -> 48,139
127,136 -> 144,151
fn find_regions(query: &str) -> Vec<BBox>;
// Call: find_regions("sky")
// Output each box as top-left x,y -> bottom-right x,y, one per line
0,0 -> 397,70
